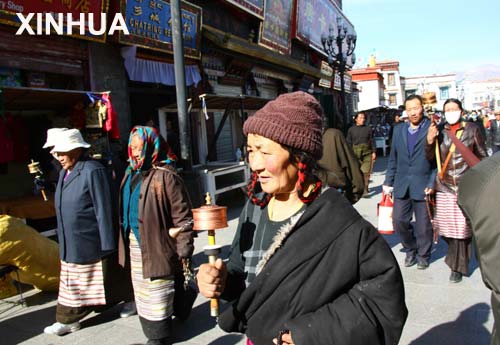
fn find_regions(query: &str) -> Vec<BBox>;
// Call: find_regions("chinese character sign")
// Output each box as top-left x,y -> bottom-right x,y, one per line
119,0 -> 201,58
259,0 -> 293,54
295,0 -> 354,56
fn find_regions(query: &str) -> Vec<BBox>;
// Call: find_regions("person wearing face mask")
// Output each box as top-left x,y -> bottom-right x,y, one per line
197,92 -> 407,345
426,98 -> 488,283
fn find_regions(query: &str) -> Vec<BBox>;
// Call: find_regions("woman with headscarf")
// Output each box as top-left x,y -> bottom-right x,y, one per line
426,98 -> 488,283
197,92 -> 407,345
44,129 -> 131,336
118,126 -> 194,345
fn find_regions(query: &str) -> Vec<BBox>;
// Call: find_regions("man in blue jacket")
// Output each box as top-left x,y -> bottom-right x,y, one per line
384,95 -> 437,269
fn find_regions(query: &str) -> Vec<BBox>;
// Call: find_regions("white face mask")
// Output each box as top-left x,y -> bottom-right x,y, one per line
445,110 -> 461,124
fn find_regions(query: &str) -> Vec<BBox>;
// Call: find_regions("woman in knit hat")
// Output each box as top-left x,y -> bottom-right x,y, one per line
197,91 -> 407,345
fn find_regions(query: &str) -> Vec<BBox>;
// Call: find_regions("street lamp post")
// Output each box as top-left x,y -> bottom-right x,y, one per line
322,16 -> 356,133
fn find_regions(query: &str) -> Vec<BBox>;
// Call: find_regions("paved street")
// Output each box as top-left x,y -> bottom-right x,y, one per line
0,157 -> 494,345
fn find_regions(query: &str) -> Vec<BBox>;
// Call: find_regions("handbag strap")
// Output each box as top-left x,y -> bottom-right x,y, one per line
446,124 -> 480,168
438,129 -> 463,179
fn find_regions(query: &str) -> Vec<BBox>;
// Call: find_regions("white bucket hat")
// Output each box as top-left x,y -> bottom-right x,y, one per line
42,128 -> 69,148
51,129 -> 91,153
400,111 -> 408,120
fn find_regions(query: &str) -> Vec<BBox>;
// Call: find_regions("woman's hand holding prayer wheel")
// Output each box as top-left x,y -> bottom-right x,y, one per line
197,258 -> 227,298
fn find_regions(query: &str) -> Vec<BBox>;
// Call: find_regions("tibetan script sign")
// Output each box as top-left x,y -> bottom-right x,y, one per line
259,0 -> 293,55
295,0 -> 354,60
119,0 -> 202,58
223,0 -> 264,19
0,0 -> 109,42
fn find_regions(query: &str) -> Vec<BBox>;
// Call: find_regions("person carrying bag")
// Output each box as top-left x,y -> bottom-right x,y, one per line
426,98 -> 488,283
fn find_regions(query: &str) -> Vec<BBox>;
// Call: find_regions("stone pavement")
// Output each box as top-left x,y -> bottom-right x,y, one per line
0,157 -> 494,345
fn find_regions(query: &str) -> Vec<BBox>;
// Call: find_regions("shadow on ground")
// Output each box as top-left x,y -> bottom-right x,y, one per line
207,334 -> 245,345
173,300 -> 246,344
408,303 -> 491,345
0,303 -> 56,345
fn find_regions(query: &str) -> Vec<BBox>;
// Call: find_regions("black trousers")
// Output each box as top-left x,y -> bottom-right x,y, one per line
393,196 -> 433,262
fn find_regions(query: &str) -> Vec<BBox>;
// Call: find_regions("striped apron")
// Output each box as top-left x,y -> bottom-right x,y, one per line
434,191 -> 471,239
129,233 -> 175,321
57,260 -> 106,307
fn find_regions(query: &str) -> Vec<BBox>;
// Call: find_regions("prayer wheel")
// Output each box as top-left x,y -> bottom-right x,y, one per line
27,160 -> 48,202
192,193 -> 228,317
422,91 -> 437,105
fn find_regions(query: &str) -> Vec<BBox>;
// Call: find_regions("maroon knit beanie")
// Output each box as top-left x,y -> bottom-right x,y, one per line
243,91 -> 324,160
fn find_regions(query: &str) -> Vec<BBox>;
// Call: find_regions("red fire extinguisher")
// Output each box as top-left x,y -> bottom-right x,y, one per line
377,192 -> 394,234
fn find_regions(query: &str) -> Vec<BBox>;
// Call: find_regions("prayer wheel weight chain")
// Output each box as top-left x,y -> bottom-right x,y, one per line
192,193 -> 228,318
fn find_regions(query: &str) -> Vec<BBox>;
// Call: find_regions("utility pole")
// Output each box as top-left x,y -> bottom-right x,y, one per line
171,0 -> 192,169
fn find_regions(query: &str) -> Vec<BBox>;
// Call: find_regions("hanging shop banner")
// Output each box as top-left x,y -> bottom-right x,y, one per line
259,0 -> 293,55
295,0 -> 354,57
119,0 -> 202,58
223,0 -> 264,19
0,0 -> 109,42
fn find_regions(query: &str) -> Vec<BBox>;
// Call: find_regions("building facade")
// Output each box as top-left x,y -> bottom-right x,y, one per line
349,58 -> 404,111
404,74 -> 457,110
350,67 -> 385,111
460,78 -> 500,113
0,0 -> 357,203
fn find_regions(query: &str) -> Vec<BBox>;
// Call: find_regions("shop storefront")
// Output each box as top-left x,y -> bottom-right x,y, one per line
0,1 -> 122,232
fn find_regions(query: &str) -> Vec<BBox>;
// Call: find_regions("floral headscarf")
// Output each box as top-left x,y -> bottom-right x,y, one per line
127,126 -> 177,172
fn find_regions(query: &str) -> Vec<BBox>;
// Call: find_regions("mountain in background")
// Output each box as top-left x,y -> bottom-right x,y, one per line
455,64 -> 500,81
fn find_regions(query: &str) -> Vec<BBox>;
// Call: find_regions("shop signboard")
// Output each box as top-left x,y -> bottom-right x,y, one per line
333,71 -> 352,93
319,78 -> 332,89
0,0 -> 109,42
320,60 -> 333,77
118,0 -> 202,58
223,0 -> 264,19
259,0 -> 293,55
295,0 -> 354,64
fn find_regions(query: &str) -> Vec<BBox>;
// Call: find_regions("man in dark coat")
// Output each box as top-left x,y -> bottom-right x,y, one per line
490,110 -> 500,154
384,95 -> 437,269
318,128 -> 364,203
458,154 -> 500,345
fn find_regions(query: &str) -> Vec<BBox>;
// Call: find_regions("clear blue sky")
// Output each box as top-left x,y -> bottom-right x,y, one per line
343,0 -> 500,77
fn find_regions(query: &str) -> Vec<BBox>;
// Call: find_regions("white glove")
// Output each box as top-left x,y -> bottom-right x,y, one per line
382,185 -> 394,194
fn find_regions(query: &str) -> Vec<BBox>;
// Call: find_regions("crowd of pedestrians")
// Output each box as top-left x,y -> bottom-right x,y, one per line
37,90 -> 499,345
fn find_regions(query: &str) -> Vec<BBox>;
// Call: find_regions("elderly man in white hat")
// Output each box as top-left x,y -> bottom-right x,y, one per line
44,129 -> 132,336
400,110 -> 409,122
42,128 -> 68,150
34,128 -> 69,193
